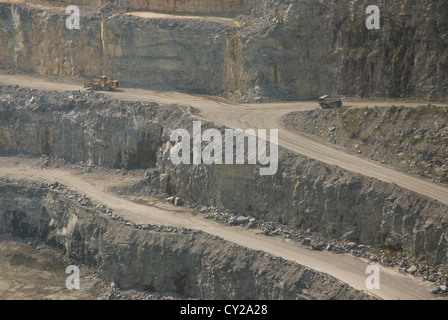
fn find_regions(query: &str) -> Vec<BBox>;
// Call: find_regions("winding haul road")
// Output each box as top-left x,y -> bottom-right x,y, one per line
0,74 -> 447,300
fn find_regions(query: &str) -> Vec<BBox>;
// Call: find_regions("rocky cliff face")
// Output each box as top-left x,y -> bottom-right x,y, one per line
225,0 -> 448,100
0,4 -> 105,77
101,13 -> 233,93
329,0 -> 448,99
0,3 -> 232,93
0,179 -> 372,300
157,149 -> 448,269
2,85 -> 446,269
1,0 -> 447,99
0,87 -> 169,168
0,88 -> 448,266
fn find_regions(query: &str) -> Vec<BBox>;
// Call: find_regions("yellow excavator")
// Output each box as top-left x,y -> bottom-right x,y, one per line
84,76 -> 119,91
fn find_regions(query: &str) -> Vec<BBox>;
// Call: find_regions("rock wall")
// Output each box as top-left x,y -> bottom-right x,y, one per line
1,86 -> 447,269
101,13 -> 233,93
0,3 -> 232,93
0,87 -> 168,168
0,4 -> 102,77
0,179 -> 372,300
158,150 -> 448,269
224,0 -> 448,100
1,1 -> 447,99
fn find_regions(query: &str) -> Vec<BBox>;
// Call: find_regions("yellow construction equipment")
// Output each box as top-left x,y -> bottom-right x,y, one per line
84,76 -> 119,91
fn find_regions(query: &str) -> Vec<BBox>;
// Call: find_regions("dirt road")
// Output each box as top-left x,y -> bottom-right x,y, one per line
1,75 -> 447,206
0,157 -> 438,300
1,75 -> 447,299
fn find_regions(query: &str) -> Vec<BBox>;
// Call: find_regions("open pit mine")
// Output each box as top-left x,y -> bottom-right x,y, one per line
0,0 -> 447,304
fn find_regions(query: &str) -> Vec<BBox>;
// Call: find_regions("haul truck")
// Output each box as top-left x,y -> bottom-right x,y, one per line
318,95 -> 345,109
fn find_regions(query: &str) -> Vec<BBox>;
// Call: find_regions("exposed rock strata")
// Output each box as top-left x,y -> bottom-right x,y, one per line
1,86 -> 447,270
0,179 -> 373,300
1,1 -> 447,100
